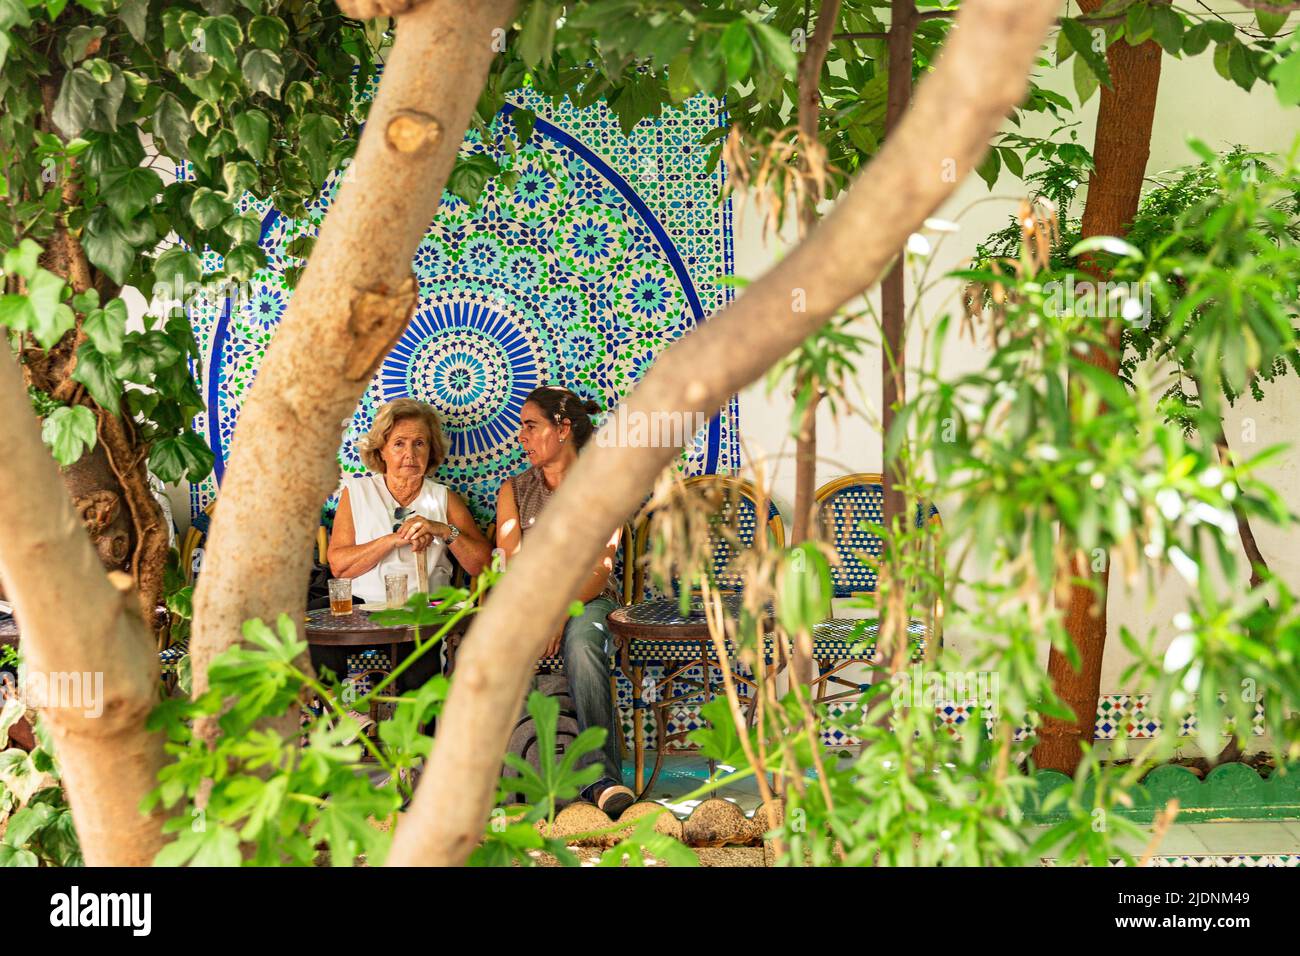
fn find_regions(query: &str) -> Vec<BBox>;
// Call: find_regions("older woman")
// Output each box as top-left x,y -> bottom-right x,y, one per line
496,386 -> 635,818
323,398 -> 491,689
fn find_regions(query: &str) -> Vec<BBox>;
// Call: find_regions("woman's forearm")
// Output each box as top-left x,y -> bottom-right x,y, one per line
329,534 -> 397,579
449,535 -> 492,577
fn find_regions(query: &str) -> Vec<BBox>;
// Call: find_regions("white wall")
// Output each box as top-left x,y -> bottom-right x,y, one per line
731,27 -> 1300,693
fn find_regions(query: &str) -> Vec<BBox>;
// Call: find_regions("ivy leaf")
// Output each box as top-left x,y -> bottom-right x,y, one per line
62,24 -> 106,68
153,93 -> 193,160
41,405 -> 97,466
197,15 -> 242,70
51,68 -> 100,138
0,270 -> 75,348
223,160 -> 259,198
189,186 -> 233,230
2,238 -> 42,279
222,214 -> 262,245
297,114 -> 341,185
80,212 -> 134,285
242,49 -> 284,98
248,14 -> 289,49
101,166 -> 162,226
446,153 -> 500,208
221,244 -> 263,280
149,431 -> 215,484
233,109 -> 270,161
118,0 -> 148,43
153,246 -> 201,288
71,343 -> 121,414
82,297 -> 127,356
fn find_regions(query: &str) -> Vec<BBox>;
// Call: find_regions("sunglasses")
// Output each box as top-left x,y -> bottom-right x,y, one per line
393,505 -> 414,533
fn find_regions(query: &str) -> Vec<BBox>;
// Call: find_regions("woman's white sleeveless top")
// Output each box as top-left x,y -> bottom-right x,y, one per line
345,474 -> 452,603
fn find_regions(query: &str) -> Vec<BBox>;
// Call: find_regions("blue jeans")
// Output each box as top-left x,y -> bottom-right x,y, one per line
562,596 -> 623,788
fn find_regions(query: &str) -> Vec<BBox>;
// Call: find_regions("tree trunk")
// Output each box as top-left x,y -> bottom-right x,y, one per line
388,0 -> 1061,866
790,0 -> 840,685
190,0 -> 520,715
26,77 -> 170,632
0,350 -> 169,866
1032,7 -> 1163,774
879,0 -> 916,529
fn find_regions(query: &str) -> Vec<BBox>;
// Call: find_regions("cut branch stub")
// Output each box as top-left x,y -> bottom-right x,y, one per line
386,110 -> 443,154
337,0 -> 430,19
343,275 -> 418,381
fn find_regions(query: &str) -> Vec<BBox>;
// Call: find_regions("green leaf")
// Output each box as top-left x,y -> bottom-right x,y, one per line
0,270 -> 74,348
284,80 -> 313,115
80,214 -> 134,285
51,68 -> 100,138
41,405 -> 96,466
2,238 -> 42,280
446,153 -> 501,208
1069,235 -> 1141,259
242,49 -> 284,98
297,114 -> 341,185
1073,48 -> 1100,105
221,244 -> 262,281
1181,23 -> 1211,57
518,1 -> 558,69
101,166 -> 162,226
1256,9 -> 1288,37
71,343 -> 121,414
82,298 -> 126,356
233,109 -> 270,161
223,162 -> 259,202
1061,18 -> 1112,90
975,147 -> 1001,189
1124,1 -> 1153,45
753,21 -> 797,77
1150,5 -> 1183,55
189,186 -> 233,230
62,24 -> 106,67
153,93 -> 194,160
510,107 -> 536,146
118,0 -> 148,43
149,431 -> 214,484
248,14 -> 289,49
720,19 -> 754,86
1273,43 -> 1300,105
1227,40 -> 1256,91
222,213 -> 262,245
191,100 -> 220,136
197,15 -> 242,70
153,246 -> 201,288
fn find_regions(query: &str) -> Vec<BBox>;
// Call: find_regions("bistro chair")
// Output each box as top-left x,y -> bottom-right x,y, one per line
808,473 -> 942,704
619,475 -> 785,794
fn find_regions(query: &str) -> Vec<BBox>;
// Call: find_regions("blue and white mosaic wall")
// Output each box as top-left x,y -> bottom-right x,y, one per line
187,90 -> 738,522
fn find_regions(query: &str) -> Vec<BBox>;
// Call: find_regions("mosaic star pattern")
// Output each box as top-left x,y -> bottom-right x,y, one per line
188,91 -> 739,522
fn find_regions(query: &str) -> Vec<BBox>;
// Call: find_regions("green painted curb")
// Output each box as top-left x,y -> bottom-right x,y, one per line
1024,762 -> 1300,824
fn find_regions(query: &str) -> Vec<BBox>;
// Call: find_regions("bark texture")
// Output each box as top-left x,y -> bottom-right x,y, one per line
879,0 -> 917,529
790,0 -> 840,685
0,351 -> 168,866
388,0 -> 1061,866
190,0 -> 519,702
1033,6 -> 1163,774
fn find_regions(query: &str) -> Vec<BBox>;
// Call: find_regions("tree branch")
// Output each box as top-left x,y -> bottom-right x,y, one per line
388,0 -> 1062,867
190,1 -> 519,716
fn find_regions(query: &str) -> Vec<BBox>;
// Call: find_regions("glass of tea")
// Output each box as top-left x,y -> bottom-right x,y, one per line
327,578 -> 352,616
384,573 -> 408,609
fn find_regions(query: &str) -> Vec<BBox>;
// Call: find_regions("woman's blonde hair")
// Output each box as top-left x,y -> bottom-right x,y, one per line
358,399 -> 447,475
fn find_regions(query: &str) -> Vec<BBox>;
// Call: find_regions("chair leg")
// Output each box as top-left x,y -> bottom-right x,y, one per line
632,664 -> 645,796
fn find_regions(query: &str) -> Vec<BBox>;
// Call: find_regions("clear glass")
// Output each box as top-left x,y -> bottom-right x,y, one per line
384,573 -> 409,610
327,578 -> 352,616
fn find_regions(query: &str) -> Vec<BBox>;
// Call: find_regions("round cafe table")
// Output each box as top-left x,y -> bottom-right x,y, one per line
303,607 -> 465,757
606,594 -> 775,798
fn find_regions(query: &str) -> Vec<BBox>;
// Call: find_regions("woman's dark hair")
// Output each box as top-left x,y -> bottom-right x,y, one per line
524,386 -> 602,449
